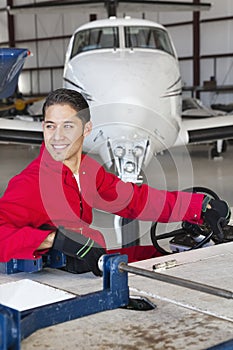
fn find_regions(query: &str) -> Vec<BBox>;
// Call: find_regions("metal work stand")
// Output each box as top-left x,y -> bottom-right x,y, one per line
0,250 -> 66,274
0,254 -> 129,350
1,251 -> 233,350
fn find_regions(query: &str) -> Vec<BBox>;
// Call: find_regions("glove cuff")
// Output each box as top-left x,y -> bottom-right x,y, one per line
202,195 -> 212,214
52,226 -> 87,257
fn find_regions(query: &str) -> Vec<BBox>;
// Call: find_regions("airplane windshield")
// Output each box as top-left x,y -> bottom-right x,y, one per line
124,26 -> 175,56
70,27 -> 119,58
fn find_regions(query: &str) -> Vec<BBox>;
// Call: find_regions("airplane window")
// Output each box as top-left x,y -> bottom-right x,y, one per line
70,27 -> 119,58
124,26 -> 175,57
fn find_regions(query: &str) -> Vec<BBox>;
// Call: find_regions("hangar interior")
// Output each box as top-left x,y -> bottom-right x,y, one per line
0,1 -> 233,350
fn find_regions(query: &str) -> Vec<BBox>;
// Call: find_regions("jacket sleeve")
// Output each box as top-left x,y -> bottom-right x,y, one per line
0,176 -> 51,262
92,165 -> 204,224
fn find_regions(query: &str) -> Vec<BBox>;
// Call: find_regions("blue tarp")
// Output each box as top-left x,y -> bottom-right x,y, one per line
0,48 -> 29,99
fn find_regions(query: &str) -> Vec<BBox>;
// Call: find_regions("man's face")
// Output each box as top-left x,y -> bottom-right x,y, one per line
43,103 -> 91,170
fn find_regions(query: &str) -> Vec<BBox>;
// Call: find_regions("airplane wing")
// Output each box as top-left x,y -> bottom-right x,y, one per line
1,114 -> 233,151
175,114 -> 233,147
0,48 -> 29,100
0,118 -> 43,144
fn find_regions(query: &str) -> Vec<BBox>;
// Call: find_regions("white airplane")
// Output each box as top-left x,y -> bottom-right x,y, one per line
63,16 -> 233,183
63,16 -> 182,183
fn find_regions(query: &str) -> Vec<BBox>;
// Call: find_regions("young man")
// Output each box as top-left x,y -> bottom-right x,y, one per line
0,88 -> 230,276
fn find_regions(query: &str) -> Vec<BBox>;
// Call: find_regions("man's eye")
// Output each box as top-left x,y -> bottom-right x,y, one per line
46,124 -> 54,129
64,124 -> 73,128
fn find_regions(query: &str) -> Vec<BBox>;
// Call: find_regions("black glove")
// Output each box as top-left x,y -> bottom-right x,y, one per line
53,226 -> 106,276
202,197 -> 231,241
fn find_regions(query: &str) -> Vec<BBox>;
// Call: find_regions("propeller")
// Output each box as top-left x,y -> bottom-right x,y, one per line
0,96 -> 45,115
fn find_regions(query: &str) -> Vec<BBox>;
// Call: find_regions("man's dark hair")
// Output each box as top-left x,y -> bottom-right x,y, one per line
42,88 -> 90,125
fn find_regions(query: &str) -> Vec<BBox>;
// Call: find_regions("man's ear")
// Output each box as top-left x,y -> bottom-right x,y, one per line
83,121 -> 92,137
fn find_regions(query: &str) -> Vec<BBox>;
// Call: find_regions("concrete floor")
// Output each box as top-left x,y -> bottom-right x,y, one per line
1,141 -> 233,350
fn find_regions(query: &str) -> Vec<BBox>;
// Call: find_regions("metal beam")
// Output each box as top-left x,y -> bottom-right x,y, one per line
7,0 -> 211,15
193,0 -> 201,97
119,262 -> 233,299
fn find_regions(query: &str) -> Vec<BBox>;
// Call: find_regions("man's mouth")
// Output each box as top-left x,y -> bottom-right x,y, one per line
52,144 -> 68,150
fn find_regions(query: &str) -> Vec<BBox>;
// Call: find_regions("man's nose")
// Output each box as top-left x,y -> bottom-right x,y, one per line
53,126 -> 65,140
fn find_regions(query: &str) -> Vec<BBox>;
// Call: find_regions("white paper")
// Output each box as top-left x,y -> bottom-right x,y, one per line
0,279 -> 75,311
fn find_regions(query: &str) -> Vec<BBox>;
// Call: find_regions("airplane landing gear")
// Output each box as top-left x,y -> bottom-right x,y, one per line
211,140 -> 227,158
114,216 -> 140,247
121,218 -> 140,247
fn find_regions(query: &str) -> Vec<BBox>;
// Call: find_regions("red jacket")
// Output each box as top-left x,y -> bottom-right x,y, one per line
0,144 -> 204,262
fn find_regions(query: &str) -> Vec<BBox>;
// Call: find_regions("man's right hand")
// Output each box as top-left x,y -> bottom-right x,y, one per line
202,197 -> 231,241
52,226 -> 106,276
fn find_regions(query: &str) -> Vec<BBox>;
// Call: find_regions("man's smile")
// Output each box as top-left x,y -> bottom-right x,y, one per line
52,144 -> 69,150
